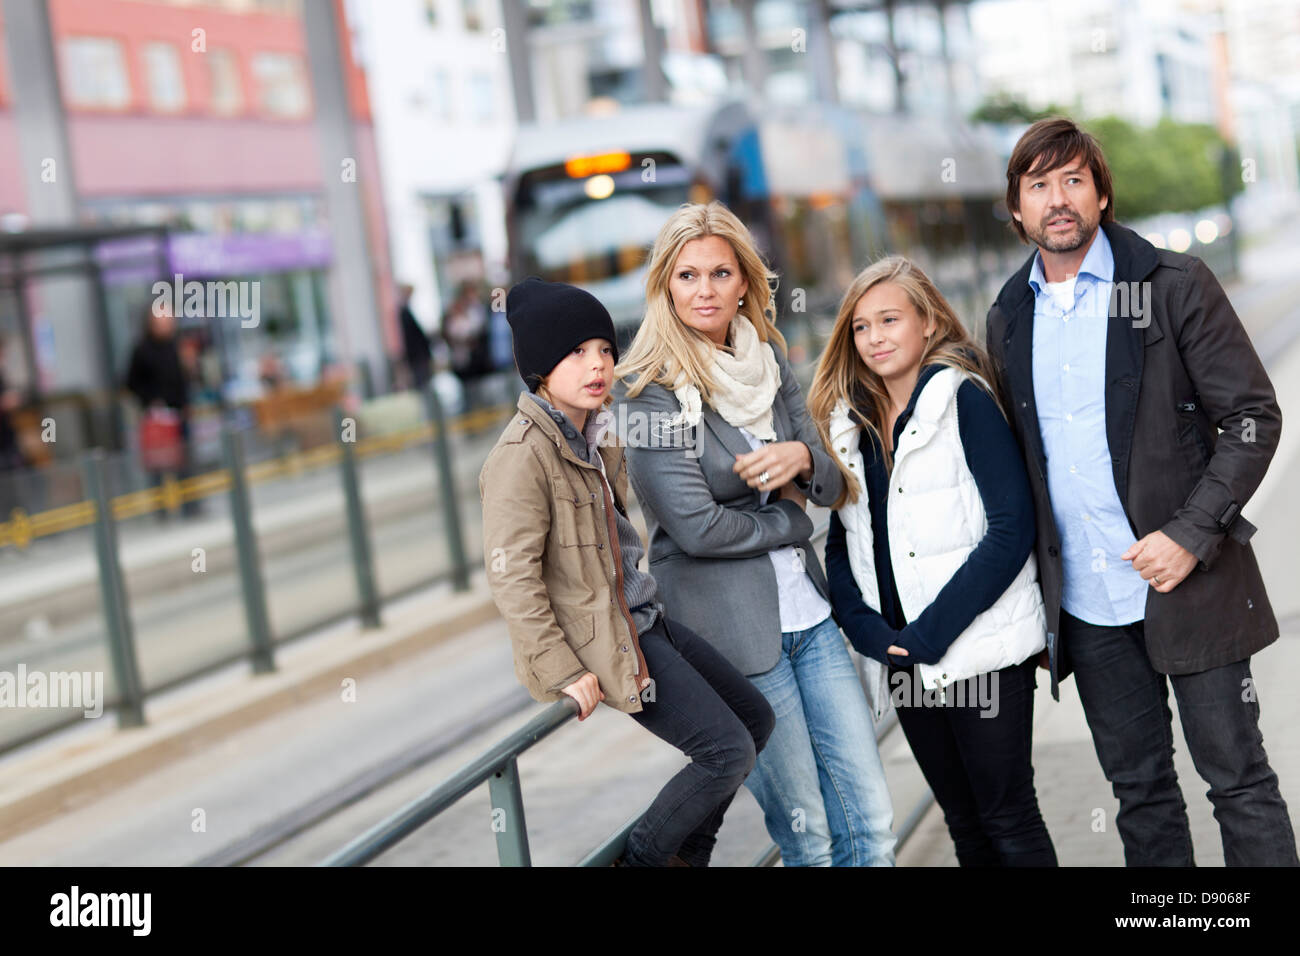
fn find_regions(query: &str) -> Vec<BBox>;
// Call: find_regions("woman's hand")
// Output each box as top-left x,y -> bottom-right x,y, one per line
561,672 -> 604,720
886,645 -> 908,657
734,441 -> 813,491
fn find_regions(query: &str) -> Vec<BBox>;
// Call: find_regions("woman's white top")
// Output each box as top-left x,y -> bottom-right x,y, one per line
737,425 -> 832,633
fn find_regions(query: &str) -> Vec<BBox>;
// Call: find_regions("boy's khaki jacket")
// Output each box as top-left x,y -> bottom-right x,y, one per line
479,393 -> 650,714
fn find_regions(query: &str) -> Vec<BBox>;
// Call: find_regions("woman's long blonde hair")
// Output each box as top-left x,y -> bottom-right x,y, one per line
807,256 -> 1004,508
616,201 -> 786,399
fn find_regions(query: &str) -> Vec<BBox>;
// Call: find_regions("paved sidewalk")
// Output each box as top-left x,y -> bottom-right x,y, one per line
896,621 -> 1300,866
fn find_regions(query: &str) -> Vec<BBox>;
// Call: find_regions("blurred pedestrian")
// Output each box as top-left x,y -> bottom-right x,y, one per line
397,282 -> 433,390
0,334 -> 28,521
126,303 -> 198,518
441,281 -> 490,410
986,117 -> 1296,866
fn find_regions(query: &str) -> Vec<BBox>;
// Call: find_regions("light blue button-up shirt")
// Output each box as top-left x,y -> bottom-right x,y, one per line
1030,228 -> 1147,626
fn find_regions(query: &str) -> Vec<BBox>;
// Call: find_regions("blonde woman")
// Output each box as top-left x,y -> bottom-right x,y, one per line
614,202 -> 895,867
807,256 -> 1057,866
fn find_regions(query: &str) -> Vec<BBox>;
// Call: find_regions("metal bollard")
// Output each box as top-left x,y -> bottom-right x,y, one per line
487,757 -> 532,866
421,387 -> 470,591
334,407 -> 380,628
221,428 -> 276,673
82,451 -> 145,728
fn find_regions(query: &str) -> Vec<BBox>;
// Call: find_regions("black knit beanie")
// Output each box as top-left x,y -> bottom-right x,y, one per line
505,276 -> 618,391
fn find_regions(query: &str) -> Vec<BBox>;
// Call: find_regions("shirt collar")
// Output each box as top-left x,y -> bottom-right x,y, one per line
1027,226 -> 1114,294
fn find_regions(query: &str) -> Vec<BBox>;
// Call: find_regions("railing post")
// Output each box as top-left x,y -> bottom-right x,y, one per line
421,386 -> 469,591
334,407 -> 380,628
488,756 -> 531,866
81,451 -> 145,728
222,427 -> 276,674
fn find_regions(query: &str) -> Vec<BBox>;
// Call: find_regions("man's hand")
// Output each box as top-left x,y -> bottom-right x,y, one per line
1122,531 -> 1198,593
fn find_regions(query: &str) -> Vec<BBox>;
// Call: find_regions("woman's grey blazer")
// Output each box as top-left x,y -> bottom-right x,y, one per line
614,347 -> 845,676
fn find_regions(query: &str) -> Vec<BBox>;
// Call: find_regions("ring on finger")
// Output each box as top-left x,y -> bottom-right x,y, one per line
758,469 -> 771,485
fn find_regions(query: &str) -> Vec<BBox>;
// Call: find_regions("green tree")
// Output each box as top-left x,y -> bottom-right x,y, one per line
1087,116 -> 1240,219
971,95 -> 1066,125
970,97 -> 1243,218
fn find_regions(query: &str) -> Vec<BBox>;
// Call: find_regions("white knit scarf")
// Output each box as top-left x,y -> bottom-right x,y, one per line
667,316 -> 781,441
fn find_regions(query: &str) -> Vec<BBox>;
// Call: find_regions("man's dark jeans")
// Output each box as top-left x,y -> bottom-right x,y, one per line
892,657 -> 1058,866
1062,608 -> 1298,866
623,615 -> 775,867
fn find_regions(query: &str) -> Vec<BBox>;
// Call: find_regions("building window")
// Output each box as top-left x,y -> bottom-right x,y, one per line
467,72 -> 494,122
208,48 -> 244,115
60,37 -> 131,109
463,0 -> 482,31
429,67 -> 453,120
142,42 -> 186,112
251,52 -> 310,118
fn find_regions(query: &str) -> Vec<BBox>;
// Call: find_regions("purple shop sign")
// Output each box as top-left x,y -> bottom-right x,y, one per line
167,231 -> 333,277
95,233 -> 168,285
95,231 -> 333,284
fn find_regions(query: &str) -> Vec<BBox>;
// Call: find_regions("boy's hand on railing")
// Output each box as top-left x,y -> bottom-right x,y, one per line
562,672 -> 604,720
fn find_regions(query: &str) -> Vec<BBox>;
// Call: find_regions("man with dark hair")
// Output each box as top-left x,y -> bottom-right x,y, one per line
985,117 -> 1296,866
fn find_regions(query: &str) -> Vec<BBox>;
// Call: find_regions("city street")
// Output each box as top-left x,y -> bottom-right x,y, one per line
3,220 -> 1298,867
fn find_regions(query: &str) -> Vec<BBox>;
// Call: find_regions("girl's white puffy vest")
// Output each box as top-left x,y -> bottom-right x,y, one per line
829,366 -> 1046,718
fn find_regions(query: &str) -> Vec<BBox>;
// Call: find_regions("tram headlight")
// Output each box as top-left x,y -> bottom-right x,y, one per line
584,174 -> 616,200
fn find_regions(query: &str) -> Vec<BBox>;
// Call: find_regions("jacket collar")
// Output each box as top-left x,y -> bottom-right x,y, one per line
996,221 -> 1159,330
516,392 -> 598,470
993,221 -> 1159,510
697,389 -> 792,462
1027,224 -> 1114,294
828,363 -> 957,466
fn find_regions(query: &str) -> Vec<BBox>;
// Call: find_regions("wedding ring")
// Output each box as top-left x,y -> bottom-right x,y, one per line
1153,576 -> 1162,585
759,470 -> 771,485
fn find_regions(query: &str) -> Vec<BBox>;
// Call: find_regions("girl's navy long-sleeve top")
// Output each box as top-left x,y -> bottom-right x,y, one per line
825,364 -> 1036,667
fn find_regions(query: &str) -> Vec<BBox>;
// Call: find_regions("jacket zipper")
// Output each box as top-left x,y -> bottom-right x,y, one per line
890,413 -> 953,706
594,468 -> 649,696
546,420 -> 649,700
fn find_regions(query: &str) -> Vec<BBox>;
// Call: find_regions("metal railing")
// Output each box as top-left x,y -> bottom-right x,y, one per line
0,385 -> 510,754
320,521 -> 937,868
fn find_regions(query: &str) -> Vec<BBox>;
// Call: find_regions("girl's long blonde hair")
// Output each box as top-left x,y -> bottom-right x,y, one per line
807,256 -> 1004,508
616,201 -> 786,398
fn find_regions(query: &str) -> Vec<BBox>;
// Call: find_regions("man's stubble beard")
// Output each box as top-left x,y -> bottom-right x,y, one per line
1025,209 -> 1099,255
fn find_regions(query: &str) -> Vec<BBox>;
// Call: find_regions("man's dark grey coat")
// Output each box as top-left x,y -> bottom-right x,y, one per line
985,221 -> 1281,700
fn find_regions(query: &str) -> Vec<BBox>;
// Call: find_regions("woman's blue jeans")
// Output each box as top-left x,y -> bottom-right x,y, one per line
743,616 -> 897,866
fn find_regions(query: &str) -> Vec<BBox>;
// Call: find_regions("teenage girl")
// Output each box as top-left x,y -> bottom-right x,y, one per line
807,256 -> 1058,866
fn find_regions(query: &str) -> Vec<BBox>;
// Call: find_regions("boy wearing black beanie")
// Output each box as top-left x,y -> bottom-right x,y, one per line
479,277 -> 774,867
